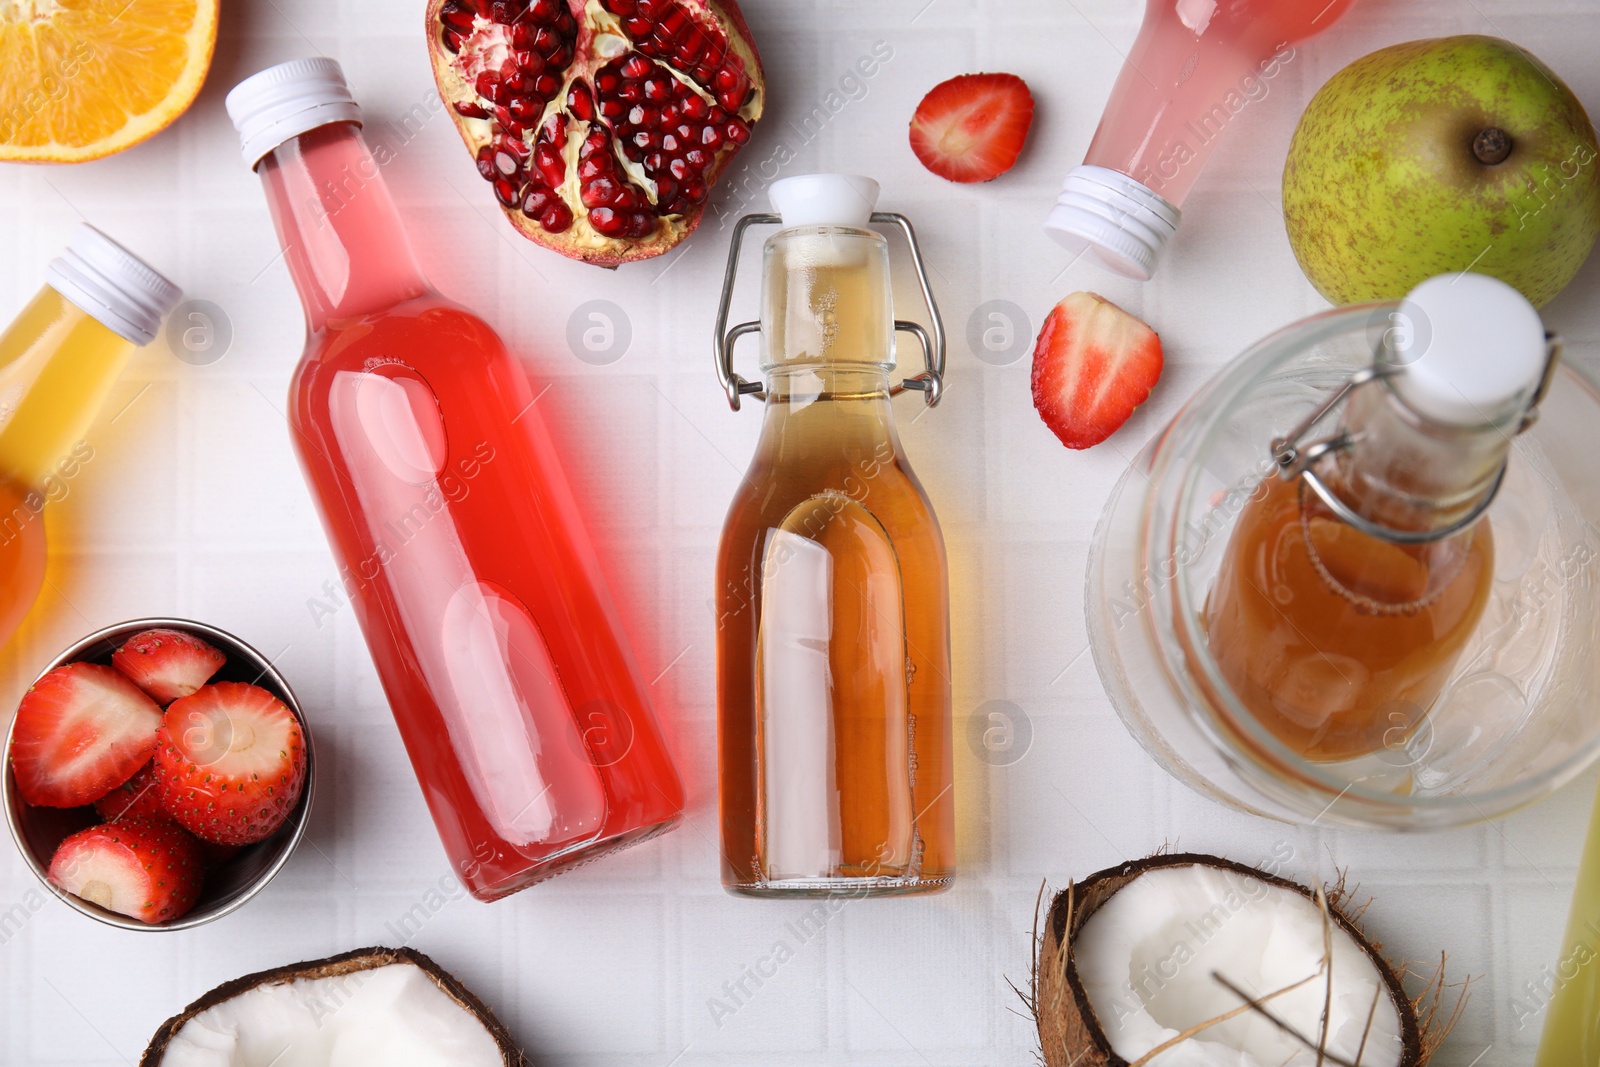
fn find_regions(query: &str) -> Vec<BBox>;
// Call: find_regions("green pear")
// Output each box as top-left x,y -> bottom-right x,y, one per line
1283,35 -> 1600,308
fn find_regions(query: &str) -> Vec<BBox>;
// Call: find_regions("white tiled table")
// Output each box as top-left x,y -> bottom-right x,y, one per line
4,0 -> 1600,1063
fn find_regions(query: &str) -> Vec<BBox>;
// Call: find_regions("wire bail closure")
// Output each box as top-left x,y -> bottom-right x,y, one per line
713,211 -> 947,412
1269,333 -> 1563,546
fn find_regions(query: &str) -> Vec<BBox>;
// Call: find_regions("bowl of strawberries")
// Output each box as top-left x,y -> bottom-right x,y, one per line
2,619 -> 314,930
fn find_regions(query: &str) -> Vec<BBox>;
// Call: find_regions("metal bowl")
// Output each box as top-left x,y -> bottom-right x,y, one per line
3,618 -> 315,930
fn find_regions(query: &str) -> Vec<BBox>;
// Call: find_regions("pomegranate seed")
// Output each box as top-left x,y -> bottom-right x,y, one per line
615,188 -> 643,210
639,0 -> 665,17
506,136 -> 532,159
442,29 -> 462,53
505,71 -> 531,94
659,103 -> 679,125
511,21 -> 534,47
515,50 -> 543,75
589,207 -> 626,236
596,70 -> 620,94
440,4 -> 475,31
681,95 -> 708,121
493,147 -> 521,176
716,86 -> 745,111
454,100 -> 490,119
600,98 -> 625,120
509,97 -> 540,123
660,133 -> 678,153
534,74 -> 560,97
675,122 -> 693,140
625,16 -> 651,37
683,176 -> 707,204
528,0 -> 558,18
531,26 -> 558,52
654,176 -> 677,201
659,7 -> 688,36
541,202 -> 574,232
628,214 -> 656,238
608,0 -> 637,12
556,11 -> 575,34
578,156 -> 606,181
493,177 -> 520,206
535,143 -> 565,187
567,84 -> 594,120
475,72 -> 502,103
701,126 -> 722,149
643,77 -> 670,103
644,152 -> 665,172
668,158 -> 688,180
475,145 -> 497,180
708,105 -> 728,124
628,105 -> 652,126
622,55 -> 652,80
684,147 -> 709,169
547,45 -> 571,68
677,26 -> 708,64
463,0 -> 492,13
620,82 -> 643,103
713,68 -> 738,92
584,128 -> 608,152
635,130 -> 659,150
726,119 -> 749,144
582,176 -> 620,207
522,186 -> 555,215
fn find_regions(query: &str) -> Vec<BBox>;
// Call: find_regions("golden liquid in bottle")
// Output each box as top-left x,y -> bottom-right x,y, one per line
1204,474 -> 1494,762
715,240 -> 953,895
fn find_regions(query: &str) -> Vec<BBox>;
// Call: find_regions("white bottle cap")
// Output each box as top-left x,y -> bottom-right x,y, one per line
769,174 -> 879,228
45,225 -> 182,346
1043,165 -> 1181,281
225,57 -> 363,170
1386,273 -> 1547,427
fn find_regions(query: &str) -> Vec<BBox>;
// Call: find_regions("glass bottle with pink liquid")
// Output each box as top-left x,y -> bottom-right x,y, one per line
1045,0 -> 1358,279
226,58 -> 683,901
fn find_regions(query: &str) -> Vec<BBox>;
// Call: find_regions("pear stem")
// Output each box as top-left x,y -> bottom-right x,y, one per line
1473,127 -> 1513,165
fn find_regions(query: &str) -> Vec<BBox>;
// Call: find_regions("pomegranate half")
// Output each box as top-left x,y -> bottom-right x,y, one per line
426,0 -> 765,266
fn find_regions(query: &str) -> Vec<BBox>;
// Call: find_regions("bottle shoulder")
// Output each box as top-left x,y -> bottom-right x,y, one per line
294,295 -> 507,374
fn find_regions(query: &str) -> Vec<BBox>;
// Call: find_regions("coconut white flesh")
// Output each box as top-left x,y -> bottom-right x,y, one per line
1074,865 -> 1403,1067
153,961 -> 504,1067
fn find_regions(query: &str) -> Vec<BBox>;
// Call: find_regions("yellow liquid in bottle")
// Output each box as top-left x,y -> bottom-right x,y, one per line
0,285 -> 139,646
1535,781 -> 1600,1065
1205,475 -> 1494,762
715,234 -> 954,895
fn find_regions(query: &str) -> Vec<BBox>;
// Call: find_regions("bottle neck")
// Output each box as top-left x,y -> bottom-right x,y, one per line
1329,376 -> 1514,535
257,121 -> 430,332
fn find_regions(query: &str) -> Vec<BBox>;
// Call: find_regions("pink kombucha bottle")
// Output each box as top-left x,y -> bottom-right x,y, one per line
225,58 -> 684,901
1044,0 -> 1358,279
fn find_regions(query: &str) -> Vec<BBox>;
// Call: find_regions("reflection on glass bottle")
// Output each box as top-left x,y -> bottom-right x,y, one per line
715,175 -> 954,896
1205,275 -> 1551,764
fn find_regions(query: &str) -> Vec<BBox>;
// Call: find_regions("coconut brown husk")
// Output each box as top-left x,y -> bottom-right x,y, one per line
1031,852 -> 1459,1067
140,946 -> 529,1066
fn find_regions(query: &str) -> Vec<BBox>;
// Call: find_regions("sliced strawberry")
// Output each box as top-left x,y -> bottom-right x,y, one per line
155,682 -> 307,846
112,628 -> 227,704
9,663 -> 163,808
92,760 -> 166,823
1031,291 -> 1164,450
909,72 -> 1034,183
48,817 -> 204,924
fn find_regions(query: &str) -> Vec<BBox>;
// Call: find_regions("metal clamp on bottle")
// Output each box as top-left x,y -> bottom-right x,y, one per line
714,207 -> 946,412
1271,330 -> 1562,546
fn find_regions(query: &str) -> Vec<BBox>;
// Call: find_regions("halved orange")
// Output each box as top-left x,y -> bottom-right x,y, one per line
0,0 -> 218,163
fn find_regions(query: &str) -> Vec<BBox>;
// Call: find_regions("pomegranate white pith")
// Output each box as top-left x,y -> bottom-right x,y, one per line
428,0 -> 765,265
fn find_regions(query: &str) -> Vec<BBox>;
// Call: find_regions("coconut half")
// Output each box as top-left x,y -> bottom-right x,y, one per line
1033,854 -> 1446,1067
140,946 -> 528,1067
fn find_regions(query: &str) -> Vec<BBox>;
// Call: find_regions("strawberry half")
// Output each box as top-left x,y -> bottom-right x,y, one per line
9,663 -> 164,808
909,72 -> 1034,183
1031,291 -> 1164,450
48,817 -> 204,924
93,760 -> 166,823
155,682 -> 307,846
112,628 -> 226,704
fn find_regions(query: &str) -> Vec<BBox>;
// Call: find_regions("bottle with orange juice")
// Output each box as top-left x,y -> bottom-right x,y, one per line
0,226 -> 181,647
